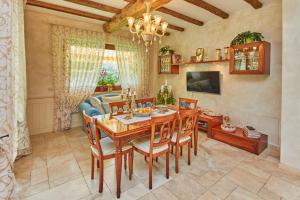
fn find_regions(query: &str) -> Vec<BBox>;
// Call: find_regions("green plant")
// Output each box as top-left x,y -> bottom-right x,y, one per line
231,31 -> 264,45
97,69 -> 118,86
157,87 -> 176,105
159,46 -> 175,55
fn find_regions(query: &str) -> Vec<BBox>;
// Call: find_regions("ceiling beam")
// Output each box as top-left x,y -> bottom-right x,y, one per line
64,0 -> 121,14
184,0 -> 229,19
125,0 -> 204,26
103,0 -> 172,33
157,7 -> 204,26
243,0 -> 263,9
167,23 -> 184,32
26,0 -> 111,22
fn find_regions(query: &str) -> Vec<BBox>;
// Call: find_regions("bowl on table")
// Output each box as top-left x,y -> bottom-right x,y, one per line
133,107 -> 153,117
155,105 -> 169,113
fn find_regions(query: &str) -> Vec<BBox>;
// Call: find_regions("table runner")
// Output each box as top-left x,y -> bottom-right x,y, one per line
113,109 -> 177,125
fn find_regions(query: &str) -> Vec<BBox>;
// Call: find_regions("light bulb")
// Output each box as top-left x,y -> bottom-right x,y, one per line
154,15 -> 162,25
161,22 -> 168,33
127,17 -> 135,27
143,13 -> 151,24
151,24 -> 156,33
135,22 -> 141,32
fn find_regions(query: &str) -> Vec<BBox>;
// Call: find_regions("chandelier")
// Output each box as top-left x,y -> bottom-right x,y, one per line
127,0 -> 168,52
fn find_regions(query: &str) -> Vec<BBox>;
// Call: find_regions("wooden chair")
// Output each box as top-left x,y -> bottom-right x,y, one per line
130,113 -> 177,189
178,97 -> 198,110
109,101 -> 128,119
171,109 -> 198,173
135,97 -> 156,108
82,111 -> 133,193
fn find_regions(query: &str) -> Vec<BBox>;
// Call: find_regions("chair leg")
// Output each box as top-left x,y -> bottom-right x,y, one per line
97,160 -> 99,168
129,149 -> 134,180
180,146 -> 183,156
166,152 -> 169,179
190,135 -> 193,148
124,153 -> 127,170
155,157 -> 158,162
99,159 -> 104,193
175,145 -> 180,174
171,145 -> 174,154
149,156 -> 153,190
91,153 -> 94,180
188,142 -> 191,165
144,156 -> 147,161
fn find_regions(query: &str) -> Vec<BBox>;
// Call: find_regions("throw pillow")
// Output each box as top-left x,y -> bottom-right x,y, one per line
89,97 -> 105,114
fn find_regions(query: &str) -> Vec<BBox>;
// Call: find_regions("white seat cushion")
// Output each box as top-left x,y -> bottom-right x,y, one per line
132,137 -> 168,154
91,137 -> 132,156
171,132 -> 191,144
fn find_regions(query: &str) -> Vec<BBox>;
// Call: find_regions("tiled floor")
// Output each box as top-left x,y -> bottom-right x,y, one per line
14,127 -> 300,200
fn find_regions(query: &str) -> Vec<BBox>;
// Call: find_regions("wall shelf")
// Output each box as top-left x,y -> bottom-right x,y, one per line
180,59 -> 229,65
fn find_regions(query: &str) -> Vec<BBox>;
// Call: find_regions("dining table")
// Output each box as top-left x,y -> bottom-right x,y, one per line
95,106 -> 199,198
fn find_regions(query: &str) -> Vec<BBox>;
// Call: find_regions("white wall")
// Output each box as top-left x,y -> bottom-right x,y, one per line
280,0 -> 300,169
153,0 -> 282,146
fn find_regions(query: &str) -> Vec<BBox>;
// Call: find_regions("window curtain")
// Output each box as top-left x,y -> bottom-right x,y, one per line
115,35 -> 150,97
51,25 -> 105,131
0,0 -> 30,199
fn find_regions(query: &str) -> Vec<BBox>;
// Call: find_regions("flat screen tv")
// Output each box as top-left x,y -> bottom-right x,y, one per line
186,71 -> 221,94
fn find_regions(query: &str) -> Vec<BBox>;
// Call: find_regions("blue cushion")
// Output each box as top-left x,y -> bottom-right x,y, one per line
145,102 -> 153,107
180,101 -> 190,108
80,102 -> 92,112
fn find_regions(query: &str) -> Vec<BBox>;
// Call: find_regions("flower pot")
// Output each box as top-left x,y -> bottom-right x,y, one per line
95,85 -> 108,92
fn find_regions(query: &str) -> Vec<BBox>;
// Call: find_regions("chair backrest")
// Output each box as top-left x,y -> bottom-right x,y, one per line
149,113 -> 177,154
178,97 -> 198,110
135,97 -> 156,108
109,101 -> 128,119
176,109 -> 198,143
82,111 -> 103,157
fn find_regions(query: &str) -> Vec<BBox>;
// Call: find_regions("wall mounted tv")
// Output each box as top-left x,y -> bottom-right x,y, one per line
186,71 -> 221,94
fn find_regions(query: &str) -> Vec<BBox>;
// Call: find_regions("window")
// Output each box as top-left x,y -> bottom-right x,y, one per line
97,48 -> 120,86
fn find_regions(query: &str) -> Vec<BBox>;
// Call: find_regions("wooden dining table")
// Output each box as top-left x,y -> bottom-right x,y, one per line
95,107 -> 199,198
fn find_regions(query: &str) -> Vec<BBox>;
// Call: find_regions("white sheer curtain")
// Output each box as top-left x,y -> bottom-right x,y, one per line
0,0 -> 30,198
51,25 -> 105,131
115,35 -> 150,97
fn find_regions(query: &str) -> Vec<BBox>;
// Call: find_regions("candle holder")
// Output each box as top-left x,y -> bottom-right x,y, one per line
121,88 -> 136,119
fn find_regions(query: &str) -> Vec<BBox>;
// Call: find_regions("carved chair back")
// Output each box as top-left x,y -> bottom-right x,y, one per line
178,97 -> 198,110
82,111 -> 103,157
149,113 -> 177,154
135,97 -> 156,108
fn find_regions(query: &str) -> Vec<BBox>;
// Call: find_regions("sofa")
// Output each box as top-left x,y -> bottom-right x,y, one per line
79,93 -> 121,136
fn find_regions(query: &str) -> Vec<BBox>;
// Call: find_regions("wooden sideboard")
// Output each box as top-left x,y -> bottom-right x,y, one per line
211,125 -> 268,155
197,112 -> 222,138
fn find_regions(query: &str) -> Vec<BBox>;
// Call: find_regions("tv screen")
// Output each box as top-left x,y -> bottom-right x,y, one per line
187,71 -> 221,94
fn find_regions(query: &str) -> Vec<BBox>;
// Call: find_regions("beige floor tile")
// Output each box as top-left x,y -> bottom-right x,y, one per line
264,176 -> 300,199
225,168 -> 266,193
257,187 -> 281,200
209,177 -> 238,199
197,171 -> 224,188
79,192 -> 115,200
25,177 -> 89,200
197,191 -> 221,200
226,187 -> 262,200
19,180 -> 50,199
152,186 -> 178,200
30,167 -> 48,185
117,183 -> 149,200
138,192 -> 158,200
164,174 -> 206,200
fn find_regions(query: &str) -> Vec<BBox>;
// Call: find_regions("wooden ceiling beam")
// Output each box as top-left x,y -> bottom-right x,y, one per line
167,23 -> 184,32
157,7 -> 204,26
184,0 -> 229,19
125,0 -> 204,26
26,0 -> 111,22
103,0 -> 172,33
243,0 -> 263,9
65,0 -> 121,14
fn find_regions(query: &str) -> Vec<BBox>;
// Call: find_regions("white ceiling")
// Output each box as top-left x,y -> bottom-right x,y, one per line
25,0 -> 275,32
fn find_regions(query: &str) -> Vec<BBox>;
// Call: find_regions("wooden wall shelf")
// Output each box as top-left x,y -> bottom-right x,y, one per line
180,59 -> 229,65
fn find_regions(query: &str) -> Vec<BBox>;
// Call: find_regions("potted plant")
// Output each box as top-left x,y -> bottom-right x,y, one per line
159,46 -> 175,55
231,31 -> 264,46
95,69 -> 120,92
